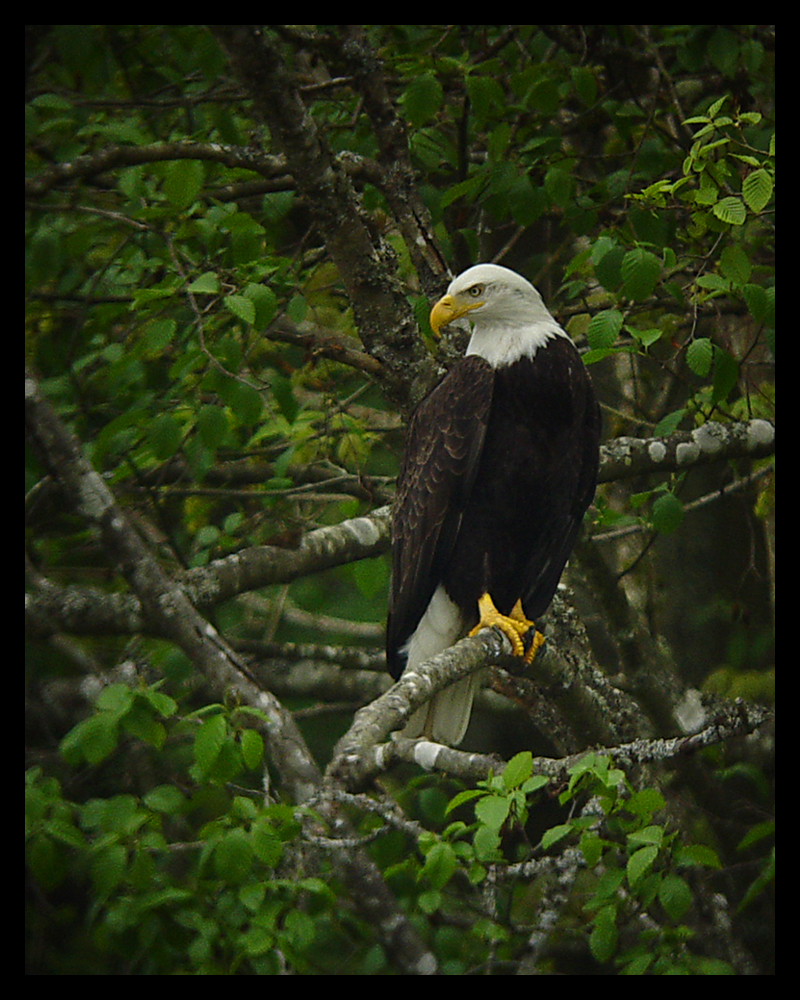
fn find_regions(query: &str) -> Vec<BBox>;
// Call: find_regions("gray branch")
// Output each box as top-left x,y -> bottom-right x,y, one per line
598,418 -> 774,482
26,419 -> 774,641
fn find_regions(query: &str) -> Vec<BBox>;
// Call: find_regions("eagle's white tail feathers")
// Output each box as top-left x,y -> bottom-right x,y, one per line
403,674 -> 481,745
401,585 -> 478,745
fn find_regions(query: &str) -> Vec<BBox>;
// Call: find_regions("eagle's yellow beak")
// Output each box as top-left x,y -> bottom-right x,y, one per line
429,293 -> 484,336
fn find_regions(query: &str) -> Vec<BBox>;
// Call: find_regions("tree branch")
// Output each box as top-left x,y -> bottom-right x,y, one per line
25,140 -> 290,197
26,419 -> 774,641
326,626 -> 515,790
598,418 -> 774,482
25,366 -> 437,975
374,698 -> 771,785
25,368 -> 322,801
208,24 -> 432,408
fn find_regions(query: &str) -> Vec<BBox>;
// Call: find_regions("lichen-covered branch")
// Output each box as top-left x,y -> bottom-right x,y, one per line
25,140 -> 290,198
26,365 -> 437,975
25,368 -> 321,802
209,24 -> 431,408
26,419 -> 774,641
599,418 -> 774,483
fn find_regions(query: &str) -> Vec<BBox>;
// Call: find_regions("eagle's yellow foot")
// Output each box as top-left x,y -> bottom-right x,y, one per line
469,593 -> 544,664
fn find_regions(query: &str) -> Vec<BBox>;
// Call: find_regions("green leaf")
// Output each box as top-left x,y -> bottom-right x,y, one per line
621,247 -> 661,301
507,175 -> 546,226
27,834 -> 66,890
239,728 -> 264,770
653,409 -> 685,438
147,413 -> 184,460
187,271 -> 219,294
91,842 -> 128,895
213,827 -> 253,882
224,294 -> 256,326
217,378 -> 264,426
627,824 -> 664,847
712,347 -> 740,403
712,196 -> 747,225
96,683 -> 135,716
541,823 -> 573,850
737,819 -> 775,852
572,65 -> 597,107
466,74 -> 505,125
627,844 -> 659,887
651,492 -> 684,534
630,327 -> 663,348
579,833 -> 607,867
163,159 -> 204,209
502,751 -> 533,790
143,784 -> 186,814
742,168 -> 773,213
142,687 -> 178,718
475,795 -> 510,831
658,873 -> 694,921
587,309 -> 623,349
544,165 -> 575,208
445,788 -> 486,815
590,904 -> 618,964
696,273 -> 730,293
401,72 -> 443,126
251,817 -> 283,866
674,843 -> 722,869
60,713 -> 119,765
282,908 -> 316,951
473,825 -> 502,862
121,704 -> 166,747
696,958 -> 737,975
592,242 -> 624,291
143,318 -> 177,356
719,244 -> 752,285
686,337 -> 714,377
743,283 -> 769,323
244,283 -> 278,328
625,787 -> 666,820
197,404 -> 229,448
421,841 -> 458,890
193,712 -> 227,776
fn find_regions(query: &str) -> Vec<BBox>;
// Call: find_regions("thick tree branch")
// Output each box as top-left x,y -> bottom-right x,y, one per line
26,368 -> 321,800
26,505 -> 392,639
598,418 -> 774,482
26,418 -> 774,641
377,698 -> 772,785
325,584 -> 654,791
327,626 -> 514,790
208,24 -> 432,408
25,141 -> 290,197
332,26 -> 447,295
25,367 -> 437,975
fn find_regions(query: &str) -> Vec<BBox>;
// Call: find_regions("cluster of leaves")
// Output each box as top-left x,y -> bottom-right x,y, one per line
26,683 -> 367,974
26,681 -> 773,976
26,27 -> 393,592
398,752 -> 768,975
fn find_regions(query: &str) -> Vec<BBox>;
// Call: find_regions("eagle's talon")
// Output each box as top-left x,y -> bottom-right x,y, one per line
469,592 -> 543,663
522,626 -> 545,664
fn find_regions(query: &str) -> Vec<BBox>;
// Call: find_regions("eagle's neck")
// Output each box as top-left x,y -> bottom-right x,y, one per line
465,318 -> 566,369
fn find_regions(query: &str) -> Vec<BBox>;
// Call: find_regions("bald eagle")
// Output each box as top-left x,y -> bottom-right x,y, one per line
386,264 -> 600,745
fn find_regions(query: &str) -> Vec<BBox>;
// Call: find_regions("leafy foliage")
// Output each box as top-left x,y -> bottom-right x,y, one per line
26,26 -> 773,974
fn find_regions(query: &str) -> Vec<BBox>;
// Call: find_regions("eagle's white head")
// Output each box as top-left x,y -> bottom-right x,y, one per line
430,263 -> 568,367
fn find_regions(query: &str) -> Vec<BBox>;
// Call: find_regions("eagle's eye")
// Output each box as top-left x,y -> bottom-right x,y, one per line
468,284 -> 484,297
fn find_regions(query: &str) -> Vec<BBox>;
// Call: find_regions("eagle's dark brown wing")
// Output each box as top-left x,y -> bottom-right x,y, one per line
386,356 -> 494,679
